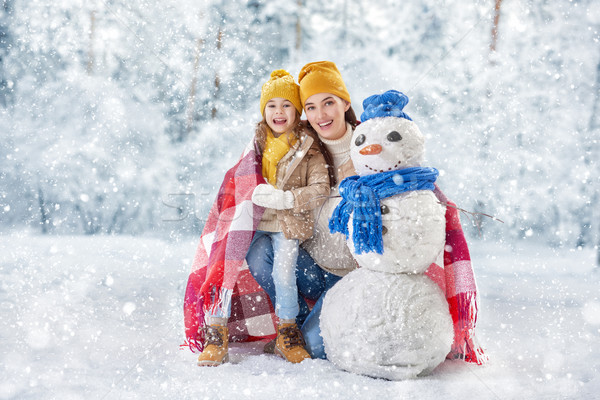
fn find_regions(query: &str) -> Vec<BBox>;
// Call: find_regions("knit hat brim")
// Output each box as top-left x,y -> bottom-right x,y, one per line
298,61 -> 351,107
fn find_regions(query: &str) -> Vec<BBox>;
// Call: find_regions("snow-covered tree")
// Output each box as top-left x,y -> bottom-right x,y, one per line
0,0 -> 13,107
0,0 -> 598,251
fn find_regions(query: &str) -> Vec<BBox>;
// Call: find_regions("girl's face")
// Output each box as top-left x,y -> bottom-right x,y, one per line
303,93 -> 350,141
264,97 -> 297,136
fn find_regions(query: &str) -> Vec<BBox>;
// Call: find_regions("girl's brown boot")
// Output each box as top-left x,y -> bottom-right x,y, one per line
197,324 -> 229,366
275,322 -> 311,363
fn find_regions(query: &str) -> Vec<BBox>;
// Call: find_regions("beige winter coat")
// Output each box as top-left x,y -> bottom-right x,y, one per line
301,157 -> 359,277
257,133 -> 330,241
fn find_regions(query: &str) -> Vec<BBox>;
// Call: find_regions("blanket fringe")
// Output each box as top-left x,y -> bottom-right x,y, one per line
183,272 -> 206,353
447,291 -> 488,364
180,338 -> 203,353
204,287 -> 233,320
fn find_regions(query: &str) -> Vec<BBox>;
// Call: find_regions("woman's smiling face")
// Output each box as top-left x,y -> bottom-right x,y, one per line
303,93 -> 350,140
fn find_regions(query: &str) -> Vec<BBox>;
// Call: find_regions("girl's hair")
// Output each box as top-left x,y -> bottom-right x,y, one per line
304,105 -> 358,188
255,110 -> 303,155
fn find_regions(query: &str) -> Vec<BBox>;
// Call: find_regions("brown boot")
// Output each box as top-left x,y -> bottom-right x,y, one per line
197,324 -> 229,367
275,323 -> 311,363
263,337 -> 276,354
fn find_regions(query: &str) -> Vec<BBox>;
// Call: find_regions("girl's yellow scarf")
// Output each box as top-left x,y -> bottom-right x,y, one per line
262,129 -> 298,186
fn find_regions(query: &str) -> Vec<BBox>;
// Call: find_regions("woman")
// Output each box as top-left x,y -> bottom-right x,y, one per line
247,61 -> 360,358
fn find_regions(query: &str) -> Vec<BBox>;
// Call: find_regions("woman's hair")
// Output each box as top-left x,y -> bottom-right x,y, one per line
304,105 -> 358,188
344,106 -> 359,130
254,110 -> 303,155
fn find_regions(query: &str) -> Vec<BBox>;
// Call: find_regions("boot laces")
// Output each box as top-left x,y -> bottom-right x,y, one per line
203,325 -> 224,347
280,325 -> 305,349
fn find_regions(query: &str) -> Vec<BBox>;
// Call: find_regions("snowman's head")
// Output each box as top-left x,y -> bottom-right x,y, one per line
352,91 -> 424,176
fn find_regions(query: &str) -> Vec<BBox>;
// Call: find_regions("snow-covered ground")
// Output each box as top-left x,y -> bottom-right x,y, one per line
1,233 -> 599,399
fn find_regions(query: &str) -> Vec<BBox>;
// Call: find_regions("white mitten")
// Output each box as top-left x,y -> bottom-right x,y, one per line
251,184 -> 295,210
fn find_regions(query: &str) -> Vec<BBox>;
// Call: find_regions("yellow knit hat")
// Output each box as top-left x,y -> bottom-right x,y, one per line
298,61 -> 351,107
260,69 -> 302,116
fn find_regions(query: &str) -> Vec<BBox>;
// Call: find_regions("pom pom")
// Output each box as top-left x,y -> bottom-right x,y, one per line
270,69 -> 291,79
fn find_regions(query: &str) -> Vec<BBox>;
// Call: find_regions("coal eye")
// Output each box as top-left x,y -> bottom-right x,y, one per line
355,134 -> 366,146
387,131 -> 402,142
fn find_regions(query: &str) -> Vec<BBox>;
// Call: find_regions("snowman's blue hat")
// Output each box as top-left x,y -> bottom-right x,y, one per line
360,90 -> 412,123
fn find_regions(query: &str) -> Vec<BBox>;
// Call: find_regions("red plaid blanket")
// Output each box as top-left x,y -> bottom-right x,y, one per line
183,154 -> 486,364
182,141 -> 274,352
426,186 -> 488,364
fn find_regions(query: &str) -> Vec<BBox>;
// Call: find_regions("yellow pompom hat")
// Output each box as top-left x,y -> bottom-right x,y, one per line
260,69 -> 302,116
297,61 -> 351,107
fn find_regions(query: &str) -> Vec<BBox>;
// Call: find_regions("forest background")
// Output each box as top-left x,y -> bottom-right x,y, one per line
1,0 -> 599,263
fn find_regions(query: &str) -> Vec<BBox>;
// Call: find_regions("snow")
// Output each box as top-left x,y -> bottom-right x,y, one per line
1,233 -> 599,399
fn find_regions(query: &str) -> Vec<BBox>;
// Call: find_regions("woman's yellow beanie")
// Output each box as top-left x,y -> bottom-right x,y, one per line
297,61 -> 351,107
260,70 -> 302,116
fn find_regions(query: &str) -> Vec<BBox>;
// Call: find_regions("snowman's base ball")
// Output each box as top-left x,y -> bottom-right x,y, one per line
321,268 -> 453,380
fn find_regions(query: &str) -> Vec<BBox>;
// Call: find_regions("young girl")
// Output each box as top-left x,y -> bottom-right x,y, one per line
248,61 -> 359,359
196,69 -> 330,366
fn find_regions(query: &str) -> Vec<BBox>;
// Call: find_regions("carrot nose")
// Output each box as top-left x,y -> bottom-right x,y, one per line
359,144 -> 382,155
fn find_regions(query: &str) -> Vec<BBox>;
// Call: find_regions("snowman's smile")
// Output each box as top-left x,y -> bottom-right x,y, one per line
359,145 -> 403,172
363,160 -> 403,173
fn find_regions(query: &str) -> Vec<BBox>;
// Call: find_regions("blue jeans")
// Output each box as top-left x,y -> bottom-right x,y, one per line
246,233 -> 341,359
251,231 -> 299,320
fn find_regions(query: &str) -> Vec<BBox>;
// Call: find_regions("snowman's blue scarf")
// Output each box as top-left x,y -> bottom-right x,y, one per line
329,167 -> 439,255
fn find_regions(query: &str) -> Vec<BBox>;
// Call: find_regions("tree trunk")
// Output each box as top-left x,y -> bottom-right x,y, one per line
490,0 -> 503,54
87,10 -> 96,75
295,0 -> 302,51
588,49 -> 600,266
211,28 -> 222,120
0,0 -> 13,107
37,185 -> 49,234
597,227 -> 600,267
589,53 -> 600,137
185,38 -> 204,138
341,0 -> 347,45
479,0 -> 506,233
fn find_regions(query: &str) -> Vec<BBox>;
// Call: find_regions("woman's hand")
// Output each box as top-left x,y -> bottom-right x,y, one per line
251,184 -> 295,210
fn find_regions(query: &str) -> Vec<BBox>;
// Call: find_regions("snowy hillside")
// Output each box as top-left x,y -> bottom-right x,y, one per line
1,234 -> 599,399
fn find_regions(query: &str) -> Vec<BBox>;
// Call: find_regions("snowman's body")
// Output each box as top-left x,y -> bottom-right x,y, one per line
321,95 -> 454,380
348,190 -> 445,274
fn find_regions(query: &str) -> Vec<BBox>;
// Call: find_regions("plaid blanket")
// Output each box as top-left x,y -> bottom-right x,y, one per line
183,151 -> 486,364
426,186 -> 488,364
182,140 -> 274,352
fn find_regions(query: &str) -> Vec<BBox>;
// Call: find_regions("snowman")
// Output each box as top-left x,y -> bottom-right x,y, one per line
322,90 -> 454,380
